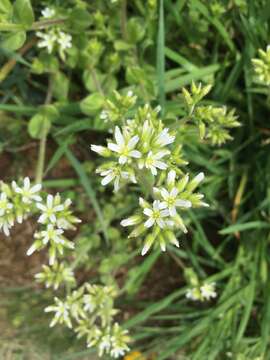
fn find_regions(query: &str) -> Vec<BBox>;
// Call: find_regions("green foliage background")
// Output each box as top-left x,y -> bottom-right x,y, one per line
1,0 -> 270,359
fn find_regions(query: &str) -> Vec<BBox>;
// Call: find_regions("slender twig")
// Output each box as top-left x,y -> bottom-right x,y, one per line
0,18 -> 66,32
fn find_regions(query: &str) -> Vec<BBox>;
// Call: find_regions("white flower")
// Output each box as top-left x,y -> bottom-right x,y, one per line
57,31 -> 72,52
154,128 -> 175,147
200,282 -> 217,300
108,126 -> 141,164
0,192 -> 13,216
98,168 -> 135,192
143,150 -> 169,176
160,187 -> 191,216
41,7 -> 55,18
40,224 -> 64,245
186,287 -> 201,301
0,217 -> 14,236
98,335 -> 111,356
12,177 -> 42,204
45,297 -> 72,328
36,194 -> 64,224
143,200 -> 169,228
36,31 -> 57,53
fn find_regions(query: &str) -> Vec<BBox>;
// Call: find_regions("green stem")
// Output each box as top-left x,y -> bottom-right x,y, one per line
0,18 -> 66,32
120,0 -> 127,40
157,0 -> 165,112
136,169 -> 154,198
35,76 -> 53,184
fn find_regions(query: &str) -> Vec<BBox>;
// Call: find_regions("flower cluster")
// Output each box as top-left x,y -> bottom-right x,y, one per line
186,282 -> 217,302
121,170 -> 208,255
0,177 -> 41,236
35,261 -> 75,290
1,176 -> 129,358
252,45 -> 270,85
182,82 -> 240,145
27,193 -> 81,265
185,268 -> 217,302
36,8 -> 72,60
45,284 -> 130,358
91,91 -> 209,255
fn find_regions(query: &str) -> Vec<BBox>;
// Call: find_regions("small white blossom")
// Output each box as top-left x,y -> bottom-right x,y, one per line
154,128 -> 175,147
143,200 -> 169,229
186,287 -> 201,301
98,335 -> 111,356
0,192 -> 13,216
12,177 -> 42,204
160,187 -> 191,216
36,194 -> 64,224
57,31 -> 72,52
200,282 -> 217,300
41,7 -> 55,18
40,224 -> 64,245
143,150 -> 169,176
108,126 -> 141,164
36,31 -> 57,53
0,217 -> 14,236
98,168 -> 135,192
45,297 -> 72,328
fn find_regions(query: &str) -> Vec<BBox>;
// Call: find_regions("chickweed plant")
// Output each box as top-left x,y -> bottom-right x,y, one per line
1,0 -> 270,359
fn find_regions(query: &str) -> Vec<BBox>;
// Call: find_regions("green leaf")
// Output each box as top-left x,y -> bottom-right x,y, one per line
219,221 -> 270,235
52,71 -> 69,100
68,8 -> 91,31
1,31 -> 26,51
80,93 -> 104,115
126,17 -> 145,43
28,113 -> 51,139
13,0 -> 34,28
0,0 -> 12,17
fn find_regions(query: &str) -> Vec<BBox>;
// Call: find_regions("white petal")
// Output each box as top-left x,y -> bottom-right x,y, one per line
150,166 -> 157,176
47,194 -> 53,208
169,206 -> 177,217
119,155 -> 127,164
160,188 -> 169,200
101,173 -> 115,186
38,213 -> 47,223
157,219 -> 165,228
108,143 -> 121,153
54,205 -> 64,212
129,150 -> 141,158
24,177 -> 30,190
144,218 -> 155,228
170,187 -> 179,198
36,203 -> 46,211
160,209 -> 170,217
127,135 -> 139,149
141,243 -> 151,256
30,184 -> 42,193
153,200 -> 160,211
167,170 -> 176,185
114,126 -> 125,146
153,150 -> 170,160
143,208 -> 153,217
153,160 -> 167,170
